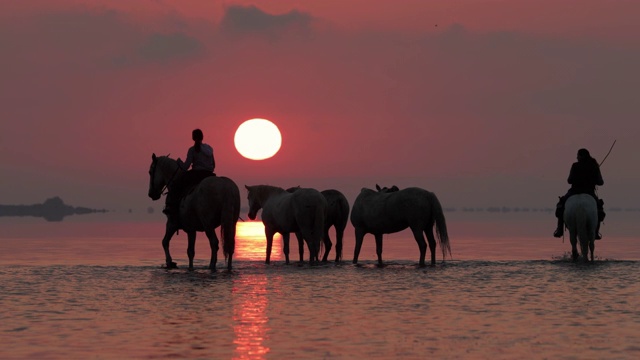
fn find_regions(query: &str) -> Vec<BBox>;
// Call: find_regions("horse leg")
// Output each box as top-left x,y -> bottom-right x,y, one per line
295,231 -> 304,263
410,228 -> 428,267
322,228 -> 332,263
580,239 -> 589,263
424,228 -> 437,266
335,227 -> 344,263
265,227 -> 276,264
374,233 -> 384,267
307,238 -> 319,265
282,233 -> 291,265
352,228 -> 365,264
589,240 -> 595,262
162,223 -> 178,268
205,228 -> 219,271
187,231 -> 196,271
570,234 -> 579,261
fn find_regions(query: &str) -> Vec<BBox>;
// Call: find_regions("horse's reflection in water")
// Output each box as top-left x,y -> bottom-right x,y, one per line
245,185 -> 327,265
351,184 -> 452,267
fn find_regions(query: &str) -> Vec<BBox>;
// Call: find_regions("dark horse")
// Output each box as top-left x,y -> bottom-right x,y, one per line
351,184 -> 451,267
148,154 -> 240,271
287,187 -> 350,263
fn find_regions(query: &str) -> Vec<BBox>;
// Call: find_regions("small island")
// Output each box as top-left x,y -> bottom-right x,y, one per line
0,196 -> 108,222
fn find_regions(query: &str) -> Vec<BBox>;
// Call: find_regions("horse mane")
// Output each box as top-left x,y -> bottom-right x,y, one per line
248,185 -> 286,203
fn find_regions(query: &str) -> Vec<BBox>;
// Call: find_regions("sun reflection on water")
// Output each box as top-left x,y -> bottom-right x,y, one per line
235,221 -> 282,261
232,274 -> 271,359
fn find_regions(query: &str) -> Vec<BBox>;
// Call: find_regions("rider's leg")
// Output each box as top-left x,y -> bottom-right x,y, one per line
553,195 -> 566,238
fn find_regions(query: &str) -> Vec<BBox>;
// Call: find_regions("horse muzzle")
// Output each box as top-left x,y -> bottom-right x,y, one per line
149,191 -> 161,201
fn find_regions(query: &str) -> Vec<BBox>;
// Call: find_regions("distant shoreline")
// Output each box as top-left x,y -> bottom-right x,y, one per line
0,197 -> 108,222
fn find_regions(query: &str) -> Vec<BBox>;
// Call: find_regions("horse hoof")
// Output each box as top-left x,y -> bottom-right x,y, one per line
165,262 -> 178,269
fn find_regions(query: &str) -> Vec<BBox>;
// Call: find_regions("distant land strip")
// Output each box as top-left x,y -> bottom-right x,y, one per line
0,197 -> 108,222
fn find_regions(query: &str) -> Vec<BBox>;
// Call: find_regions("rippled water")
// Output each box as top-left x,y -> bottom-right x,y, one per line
1,218 -> 639,359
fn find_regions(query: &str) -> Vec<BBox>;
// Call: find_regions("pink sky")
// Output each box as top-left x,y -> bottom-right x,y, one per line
1,1 -> 639,213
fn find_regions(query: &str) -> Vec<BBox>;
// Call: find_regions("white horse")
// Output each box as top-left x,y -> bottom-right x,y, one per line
148,154 -> 240,271
564,194 -> 598,262
287,187 -> 350,263
351,184 -> 451,267
245,185 -> 327,265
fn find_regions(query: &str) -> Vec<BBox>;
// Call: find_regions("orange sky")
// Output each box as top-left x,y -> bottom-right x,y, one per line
1,1 -> 639,213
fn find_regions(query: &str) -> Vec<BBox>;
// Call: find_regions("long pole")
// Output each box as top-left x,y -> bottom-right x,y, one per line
599,140 -> 617,167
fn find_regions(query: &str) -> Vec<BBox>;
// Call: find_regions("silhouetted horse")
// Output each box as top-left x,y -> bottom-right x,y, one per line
245,185 -> 327,265
351,184 -> 451,267
148,154 -> 240,271
564,194 -> 598,262
287,187 -> 350,262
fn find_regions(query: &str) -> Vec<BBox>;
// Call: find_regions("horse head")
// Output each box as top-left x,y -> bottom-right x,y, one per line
245,185 -> 262,220
148,154 -> 163,200
148,153 -> 177,201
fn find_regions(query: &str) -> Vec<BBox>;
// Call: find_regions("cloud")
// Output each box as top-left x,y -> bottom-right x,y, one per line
126,32 -> 204,65
218,5 -> 314,38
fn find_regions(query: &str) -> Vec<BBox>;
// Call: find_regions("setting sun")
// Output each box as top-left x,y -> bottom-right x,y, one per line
234,119 -> 282,160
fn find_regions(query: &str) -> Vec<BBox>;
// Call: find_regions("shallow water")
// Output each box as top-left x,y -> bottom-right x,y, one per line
2,260 -> 639,359
1,217 -> 639,359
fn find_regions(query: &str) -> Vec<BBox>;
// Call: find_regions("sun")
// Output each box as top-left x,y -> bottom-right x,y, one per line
234,118 -> 282,160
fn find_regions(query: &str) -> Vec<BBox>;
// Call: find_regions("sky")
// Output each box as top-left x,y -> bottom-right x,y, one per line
1,0 -> 639,215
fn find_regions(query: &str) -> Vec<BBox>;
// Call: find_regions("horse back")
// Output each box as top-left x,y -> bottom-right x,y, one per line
351,187 -> 434,233
321,189 -> 350,228
182,176 -> 240,230
261,192 -> 298,232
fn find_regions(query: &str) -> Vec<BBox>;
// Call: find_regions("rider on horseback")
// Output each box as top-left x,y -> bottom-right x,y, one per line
553,148 -> 605,239
163,129 -> 216,222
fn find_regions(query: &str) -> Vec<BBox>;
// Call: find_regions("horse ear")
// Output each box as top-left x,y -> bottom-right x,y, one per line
376,184 -> 381,191
244,185 -> 250,191
152,153 -> 156,160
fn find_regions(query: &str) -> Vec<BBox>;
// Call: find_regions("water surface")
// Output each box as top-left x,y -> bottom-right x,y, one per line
1,216 -> 639,359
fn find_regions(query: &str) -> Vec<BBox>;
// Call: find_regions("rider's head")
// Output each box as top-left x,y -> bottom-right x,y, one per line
577,148 -> 591,161
192,129 -> 204,142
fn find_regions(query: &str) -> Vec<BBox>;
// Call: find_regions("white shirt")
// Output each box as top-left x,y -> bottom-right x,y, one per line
181,143 -> 215,171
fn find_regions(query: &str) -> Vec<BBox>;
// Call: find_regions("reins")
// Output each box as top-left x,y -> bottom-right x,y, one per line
161,163 -> 181,196
151,156 -> 181,197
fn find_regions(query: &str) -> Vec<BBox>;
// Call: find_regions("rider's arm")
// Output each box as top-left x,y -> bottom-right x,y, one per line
182,147 -> 194,170
567,163 -> 577,184
596,167 -> 604,186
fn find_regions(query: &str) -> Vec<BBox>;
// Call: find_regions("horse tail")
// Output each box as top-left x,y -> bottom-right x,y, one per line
575,202 -> 594,258
335,198 -> 350,262
221,187 -> 240,261
314,201 -> 326,261
431,193 -> 452,261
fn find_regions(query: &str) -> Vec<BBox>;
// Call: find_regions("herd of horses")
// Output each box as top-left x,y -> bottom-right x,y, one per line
148,154 -> 599,271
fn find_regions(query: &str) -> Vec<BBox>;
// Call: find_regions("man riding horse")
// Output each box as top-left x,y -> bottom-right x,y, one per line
163,129 -> 216,224
554,148 -> 606,239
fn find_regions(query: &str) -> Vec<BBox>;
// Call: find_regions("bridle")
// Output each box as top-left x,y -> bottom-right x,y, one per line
150,156 -> 181,198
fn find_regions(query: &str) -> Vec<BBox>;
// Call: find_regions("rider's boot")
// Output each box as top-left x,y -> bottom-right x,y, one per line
553,217 -> 564,238
595,222 -> 602,240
